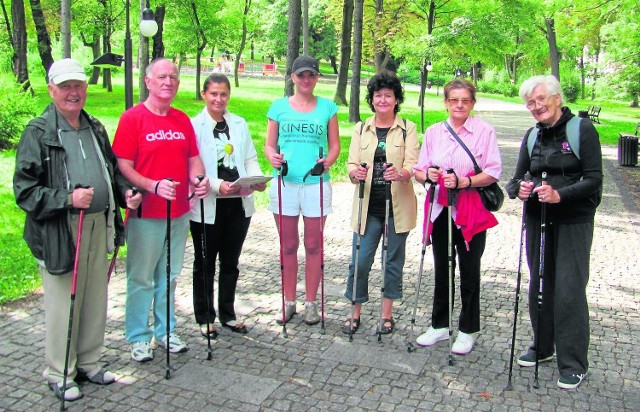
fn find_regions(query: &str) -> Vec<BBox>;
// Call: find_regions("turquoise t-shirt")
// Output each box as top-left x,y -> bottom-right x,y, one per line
267,96 -> 338,184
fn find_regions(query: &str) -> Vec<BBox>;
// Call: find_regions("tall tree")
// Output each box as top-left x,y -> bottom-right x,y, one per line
302,0 -> 309,54
152,5 -> 166,60
29,0 -> 54,75
11,0 -> 30,90
334,0 -> 354,106
349,0 -> 363,123
544,17 -> 560,80
190,1 -> 208,100
285,0 -> 301,96
234,0 -> 252,88
61,0 -> 71,57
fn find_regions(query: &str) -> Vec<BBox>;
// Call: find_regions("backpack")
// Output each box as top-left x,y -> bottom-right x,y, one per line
526,116 -> 582,159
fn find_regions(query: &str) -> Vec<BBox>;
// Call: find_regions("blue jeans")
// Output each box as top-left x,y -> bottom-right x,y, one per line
344,214 -> 409,303
125,214 -> 189,342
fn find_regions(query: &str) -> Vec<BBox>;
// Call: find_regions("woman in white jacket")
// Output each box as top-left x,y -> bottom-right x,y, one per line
190,74 -> 266,336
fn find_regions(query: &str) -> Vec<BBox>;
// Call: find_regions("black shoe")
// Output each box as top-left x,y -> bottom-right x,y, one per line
557,373 -> 586,389
223,320 -> 248,334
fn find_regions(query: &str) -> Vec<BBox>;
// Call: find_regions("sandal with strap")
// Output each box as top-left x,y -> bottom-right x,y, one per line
341,318 -> 361,334
76,367 -> 116,385
48,381 -> 83,402
223,320 -> 248,334
378,318 -> 395,335
199,324 -> 218,339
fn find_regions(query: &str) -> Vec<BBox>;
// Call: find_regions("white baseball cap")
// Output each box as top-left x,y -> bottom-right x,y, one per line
48,58 -> 87,85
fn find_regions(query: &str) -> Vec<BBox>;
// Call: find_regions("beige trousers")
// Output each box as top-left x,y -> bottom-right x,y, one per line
40,212 -> 109,384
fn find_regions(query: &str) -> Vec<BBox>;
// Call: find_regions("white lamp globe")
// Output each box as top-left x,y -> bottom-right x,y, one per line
140,19 -> 158,37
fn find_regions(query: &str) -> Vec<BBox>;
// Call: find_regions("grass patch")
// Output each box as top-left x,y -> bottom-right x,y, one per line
6,70 -> 636,304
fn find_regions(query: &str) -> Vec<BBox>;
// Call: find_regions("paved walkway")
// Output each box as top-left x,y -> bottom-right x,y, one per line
1,101 -> 639,411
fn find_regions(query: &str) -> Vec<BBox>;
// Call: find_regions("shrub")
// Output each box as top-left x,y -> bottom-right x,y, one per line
563,77 -> 580,103
0,79 -> 39,150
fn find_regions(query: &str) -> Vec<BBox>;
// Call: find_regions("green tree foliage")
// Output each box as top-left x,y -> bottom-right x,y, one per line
0,77 -> 38,149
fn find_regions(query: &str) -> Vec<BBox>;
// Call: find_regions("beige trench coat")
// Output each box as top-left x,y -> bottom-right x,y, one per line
346,115 -> 419,234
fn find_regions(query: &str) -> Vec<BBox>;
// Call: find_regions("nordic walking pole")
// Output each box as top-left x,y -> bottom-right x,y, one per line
377,163 -> 393,343
407,179 -> 437,353
505,172 -> 531,391
60,207 -> 85,411
108,187 -> 138,282
533,171 -> 548,389
350,162 -> 367,342
276,145 -> 289,338
164,178 -> 173,380
318,147 -> 326,335
196,175 -> 213,360
446,168 -> 455,366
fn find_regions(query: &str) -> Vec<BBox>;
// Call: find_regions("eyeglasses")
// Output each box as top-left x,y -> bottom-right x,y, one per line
526,95 -> 555,110
446,98 -> 473,105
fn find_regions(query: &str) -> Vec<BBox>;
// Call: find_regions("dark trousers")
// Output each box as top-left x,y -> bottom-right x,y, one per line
525,216 -> 592,376
190,198 -> 251,325
430,209 -> 486,334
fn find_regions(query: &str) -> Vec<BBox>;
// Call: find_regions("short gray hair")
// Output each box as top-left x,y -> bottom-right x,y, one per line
519,75 -> 563,105
145,58 -> 178,78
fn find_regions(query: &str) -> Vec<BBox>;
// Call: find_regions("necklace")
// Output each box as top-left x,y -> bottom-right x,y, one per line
214,122 -> 228,132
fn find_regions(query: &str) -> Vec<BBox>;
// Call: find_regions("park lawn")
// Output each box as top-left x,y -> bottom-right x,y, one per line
0,72 -> 447,304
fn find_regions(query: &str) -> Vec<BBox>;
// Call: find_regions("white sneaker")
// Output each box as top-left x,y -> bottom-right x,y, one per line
153,333 -> 188,353
452,331 -> 477,355
275,301 -> 297,324
130,341 -> 153,362
303,301 -> 321,325
416,327 -> 449,347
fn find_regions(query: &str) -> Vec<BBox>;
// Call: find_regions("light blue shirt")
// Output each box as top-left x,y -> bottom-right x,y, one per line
267,96 -> 338,184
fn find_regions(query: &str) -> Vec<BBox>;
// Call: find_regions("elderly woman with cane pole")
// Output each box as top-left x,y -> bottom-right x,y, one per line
342,72 -> 419,337
414,79 -> 502,357
506,75 -> 602,390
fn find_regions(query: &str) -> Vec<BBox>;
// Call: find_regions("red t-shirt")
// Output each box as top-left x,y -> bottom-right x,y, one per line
113,104 -> 199,219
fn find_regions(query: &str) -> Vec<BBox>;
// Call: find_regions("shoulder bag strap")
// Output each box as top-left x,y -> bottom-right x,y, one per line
442,121 -> 482,174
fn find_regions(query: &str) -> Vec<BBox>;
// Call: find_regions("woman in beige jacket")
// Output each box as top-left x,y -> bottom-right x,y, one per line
343,72 -> 419,335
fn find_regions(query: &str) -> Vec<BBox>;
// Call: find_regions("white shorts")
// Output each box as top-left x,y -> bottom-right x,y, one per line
268,180 -> 333,217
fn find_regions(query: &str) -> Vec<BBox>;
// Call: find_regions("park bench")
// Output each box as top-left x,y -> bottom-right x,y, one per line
587,105 -> 601,123
262,63 -> 279,76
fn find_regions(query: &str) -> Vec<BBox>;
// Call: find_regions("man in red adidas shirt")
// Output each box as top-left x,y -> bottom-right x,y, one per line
113,58 -> 210,362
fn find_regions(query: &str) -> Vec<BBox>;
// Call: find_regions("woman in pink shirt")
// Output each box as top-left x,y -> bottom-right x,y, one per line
413,79 -> 501,355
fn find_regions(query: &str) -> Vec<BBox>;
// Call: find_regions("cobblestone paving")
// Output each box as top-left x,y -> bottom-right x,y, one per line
1,101 -> 639,411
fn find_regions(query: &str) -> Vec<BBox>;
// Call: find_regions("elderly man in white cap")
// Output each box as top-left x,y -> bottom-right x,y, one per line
14,58 -> 141,402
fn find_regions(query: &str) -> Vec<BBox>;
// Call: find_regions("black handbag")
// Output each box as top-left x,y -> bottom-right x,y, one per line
442,122 -> 504,212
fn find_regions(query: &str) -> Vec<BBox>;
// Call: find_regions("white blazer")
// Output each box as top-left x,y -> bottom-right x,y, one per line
190,107 -> 263,223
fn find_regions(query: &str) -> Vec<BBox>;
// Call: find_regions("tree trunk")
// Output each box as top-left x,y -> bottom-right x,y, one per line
192,1 -> 208,100
10,0 -> 30,91
591,36 -> 600,101
61,0 -> 71,58
285,0 -> 301,97
101,28 -> 113,92
1,0 -> 11,44
334,0 -> 353,106
302,0 -> 309,55
545,17 -> 560,81
349,0 -> 364,123
152,5 -> 165,60
234,0 -> 251,88
329,55 -> 337,74
29,0 -> 54,76
418,1 -> 436,108
81,32 -> 101,84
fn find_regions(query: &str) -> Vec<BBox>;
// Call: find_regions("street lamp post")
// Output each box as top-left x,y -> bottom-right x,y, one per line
91,0 -> 158,110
